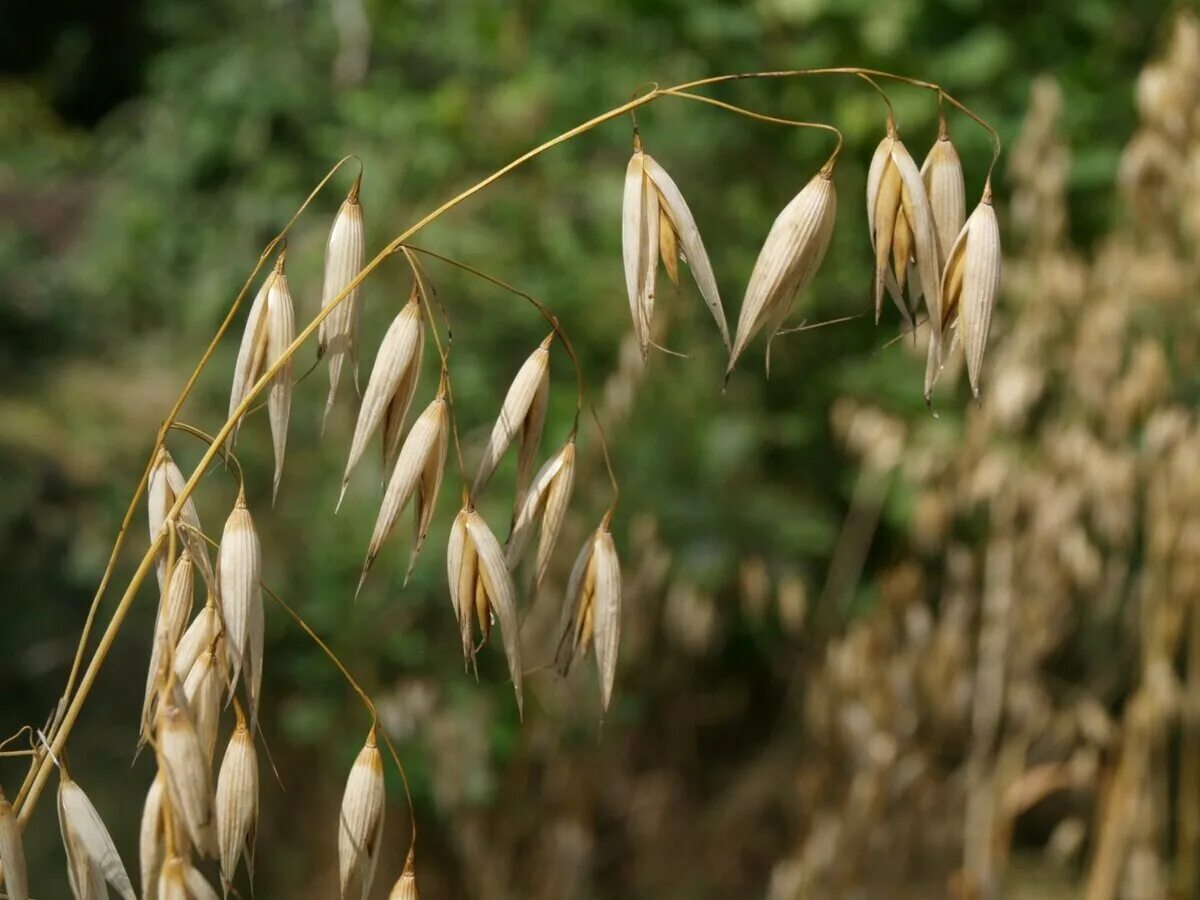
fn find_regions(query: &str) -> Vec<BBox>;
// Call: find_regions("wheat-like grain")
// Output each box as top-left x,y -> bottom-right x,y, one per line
148,449 -> 209,591
58,775 -> 137,900
338,728 -> 385,900
216,706 -> 258,894
157,699 -> 216,858
940,188 -> 1002,399
173,598 -> 219,684
183,647 -> 221,763
506,437 -> 576,597
142,551 -> 196,736
387,847 -> 418,899
139,775 -> 165,900
557,521 -> 622,710
320,177 -> 366,426
217,489 -> 263,725
0,786 -> 28,900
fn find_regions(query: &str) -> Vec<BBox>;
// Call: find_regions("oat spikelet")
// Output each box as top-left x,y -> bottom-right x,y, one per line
229,254 -> 295,501
174,598 -> 219,683
216,706 -> 258,895
359,390 -> 448,594
149,449 -> 209,592
142,551 -> 196,735
472,334 -> 551,505
728,166 -> 837,375
939,186 -> 1002,400
557,518 -> 622,711
387,847 -> 418,899
0,786 -> 28,900
217,488 -> 262,724
447,507 -> 524,716
157,855 -> 219,900
866,119 -> 943,345
183,647 -> 221,763
157,699 -> 216,858
338,727 -> 385,900
139,776 -> 165,900
506,438 -> 576,596
340,296 -> 424,506
321,176 -> 366,427
622,147 -> 730,357
58,775 -> 136,900
922,118 -> 967,266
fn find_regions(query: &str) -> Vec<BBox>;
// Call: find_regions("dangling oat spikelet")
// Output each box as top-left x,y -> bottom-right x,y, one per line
447,506 -> 524,716
557,516 -> 622,711
506,437 -> 576,597
622,144 -> 730,357
387,847 -> 418,899
157,698 -> 216,858
938,184 -> 1002,399
183,647 -> 221,763
142,551 -> 196,736
229,253 -> 295,501
472,334 -> 551,506
320,175 -> 366,427
728,165 -> 838,375
174,599 -> 219,683
58,775 -> 136,900
359,386 -> 448,593
139,775 -> 165,900
216,487 -> 262,723
338,727 -> 385,900
0,787 -> 28,900
215,704 -> 258,895
340,295 -> 424,506
148,449 -> 209,592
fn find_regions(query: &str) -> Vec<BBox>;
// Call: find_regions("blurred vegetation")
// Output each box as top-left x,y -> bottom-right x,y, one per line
0,0 -> 1188,897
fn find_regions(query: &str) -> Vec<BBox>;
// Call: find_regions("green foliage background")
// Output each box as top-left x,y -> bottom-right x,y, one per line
0,0 -> 1173,895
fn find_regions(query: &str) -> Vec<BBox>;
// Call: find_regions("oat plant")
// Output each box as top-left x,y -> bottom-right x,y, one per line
0,67 -> 1001,897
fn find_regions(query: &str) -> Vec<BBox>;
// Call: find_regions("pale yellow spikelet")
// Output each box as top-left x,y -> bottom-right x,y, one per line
157,856 -> 189,900
382,329 -> 425,477
340,295 -> 424,505
338,727 -> 386,900
183,648 -> 221,763
216,488 -> 262,725
940,186 -> 1002,399
321,175 -> 366,426
142,551 -> 196,734
921,116 -> 967,264
216,705 -> 258,895
148,449 -> 207,592
229,253 -> 295,501
622,146 -> 730,357
447,505 -> 525,716
387,847 -> 418,899
0,787 -> 28,900
359,390 -> 448,593
173,599 -> 219,683
139,775 -> 165,900
157,699 -> 216,858
58,775 -> 137,900
405,388 -> 450,586
866,119 -> 945,349
729,166 -> 837,375
557,518 -> 622,710
472,334 -> 552,503
506,438 -> 576,596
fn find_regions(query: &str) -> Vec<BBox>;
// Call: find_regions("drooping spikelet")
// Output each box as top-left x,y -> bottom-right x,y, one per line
58,774 -> 137,900
506,437 -> 576,597
728,164 -> 838,375
156,698 -> 216,859
338,727 -> 385,900
320,175 -> 366,426
142,551 -> 196,736
922,116 -> 967,267
937,184 -> 1002,400
173,598 -> 220,684
557,516 -> 622,711
387,847 -> 418,900
139,775 -> 166,900
183,647 -> 222,763
358,383 -> 448,593
0,786 -> 28,900
447,506 -> 524,716
229,252 -> 295,501
866,117 -> 944,346
215,704 -> 258,895
340,294 -> 424,506
472,334 -> 551,509
216,487 -> 263,725
148,449 -> 211,592
622,142 -> 730,357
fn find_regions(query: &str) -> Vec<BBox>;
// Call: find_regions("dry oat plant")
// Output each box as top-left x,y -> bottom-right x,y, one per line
0,63 -> 1010,898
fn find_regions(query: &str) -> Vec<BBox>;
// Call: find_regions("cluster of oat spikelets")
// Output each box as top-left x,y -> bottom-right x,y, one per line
0,75 -> 1006,900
